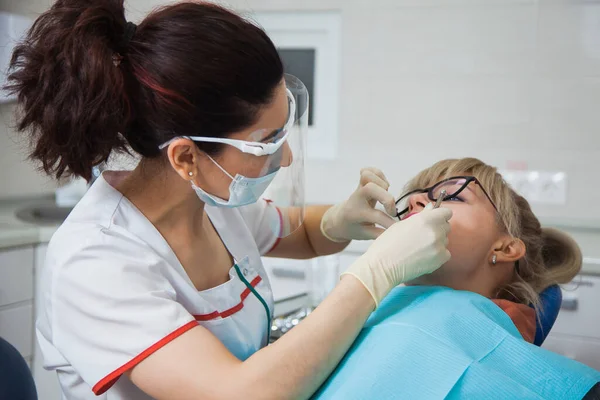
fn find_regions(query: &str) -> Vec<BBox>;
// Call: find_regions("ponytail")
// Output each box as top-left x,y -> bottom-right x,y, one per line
540,227 -> 582,284
5,0 -> 134,181
5,1 -> 284,181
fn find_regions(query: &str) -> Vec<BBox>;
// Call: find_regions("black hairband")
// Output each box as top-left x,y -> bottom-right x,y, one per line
119,21 -> 137,52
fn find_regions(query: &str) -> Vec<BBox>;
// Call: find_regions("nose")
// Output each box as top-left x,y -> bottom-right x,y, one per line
279,141 -> 293,168
408,192 -> 429,213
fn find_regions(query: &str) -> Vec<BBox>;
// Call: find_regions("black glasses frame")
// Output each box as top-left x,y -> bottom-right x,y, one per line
395,175 -> 497,219
394,176 -> 519,273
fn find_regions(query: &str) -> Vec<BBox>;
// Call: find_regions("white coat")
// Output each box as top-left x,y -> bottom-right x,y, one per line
36,172 -> 281,399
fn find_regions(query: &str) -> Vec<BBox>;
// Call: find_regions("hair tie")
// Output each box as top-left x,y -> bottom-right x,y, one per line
120,21 -> 137,52
113,22 -> 137,67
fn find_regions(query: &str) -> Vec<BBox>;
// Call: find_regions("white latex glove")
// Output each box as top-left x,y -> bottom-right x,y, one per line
320,167 -> 397,242
342,204 -> 452,308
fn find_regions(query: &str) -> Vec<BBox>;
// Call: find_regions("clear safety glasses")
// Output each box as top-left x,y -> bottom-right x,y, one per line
158,90 -> 297,156
395,176 -> 497,219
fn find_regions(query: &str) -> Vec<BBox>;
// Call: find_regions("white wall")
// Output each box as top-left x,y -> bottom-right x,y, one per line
0,0 -> 51,14
217,0 -> 600,223
218,1 -> 600,262
1,0 -> 599,231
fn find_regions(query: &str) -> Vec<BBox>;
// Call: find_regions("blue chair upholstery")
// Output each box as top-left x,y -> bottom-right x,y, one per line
533,284 -> 563,346
0,336 -> 37,400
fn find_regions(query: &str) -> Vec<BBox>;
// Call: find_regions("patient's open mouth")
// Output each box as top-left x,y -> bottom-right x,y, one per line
402,212 -> 418,220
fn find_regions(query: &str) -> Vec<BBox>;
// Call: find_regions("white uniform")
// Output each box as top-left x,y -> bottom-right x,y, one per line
36,172 -> 282,399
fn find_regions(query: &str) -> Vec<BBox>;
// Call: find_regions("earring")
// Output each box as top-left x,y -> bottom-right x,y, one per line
492,254 -> 497,265
188,171 -> 194,177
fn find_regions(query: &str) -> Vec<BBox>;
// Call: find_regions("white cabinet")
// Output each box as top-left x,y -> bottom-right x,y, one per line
0,303 -> 33,358
543,334 -> 600,371
541,274 -> 600,371
0,246 -> 34,359
261,258 -> 308,303
0,247 -> 34,306
546,275 -> 600,339
32,243 -> 63,400
0,243 -> 63,400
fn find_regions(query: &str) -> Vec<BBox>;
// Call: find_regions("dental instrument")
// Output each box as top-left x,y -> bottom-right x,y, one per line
434,189 -> 447,209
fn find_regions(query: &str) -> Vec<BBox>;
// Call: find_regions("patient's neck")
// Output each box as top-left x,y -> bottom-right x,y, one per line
407,271 -> 496,299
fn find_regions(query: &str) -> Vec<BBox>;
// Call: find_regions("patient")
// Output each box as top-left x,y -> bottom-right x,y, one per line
398,157 -> 581,343
313,158 -> 599,400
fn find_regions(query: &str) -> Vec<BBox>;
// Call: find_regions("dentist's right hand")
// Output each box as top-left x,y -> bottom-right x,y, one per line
342,203 -> 452,308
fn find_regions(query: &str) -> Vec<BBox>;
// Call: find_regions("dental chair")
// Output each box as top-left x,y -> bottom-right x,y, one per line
0,336 -> 38,400
533,284 -> 562,346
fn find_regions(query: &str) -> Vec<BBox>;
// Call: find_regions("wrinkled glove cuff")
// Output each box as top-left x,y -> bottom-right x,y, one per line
320,207 -> 349,243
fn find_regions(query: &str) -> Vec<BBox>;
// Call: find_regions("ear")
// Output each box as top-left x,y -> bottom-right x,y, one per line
491,236 -> 526,265
166,138 -> 203,181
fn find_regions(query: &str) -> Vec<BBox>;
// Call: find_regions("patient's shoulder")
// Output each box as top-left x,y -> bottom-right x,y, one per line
492,299 -> 536,343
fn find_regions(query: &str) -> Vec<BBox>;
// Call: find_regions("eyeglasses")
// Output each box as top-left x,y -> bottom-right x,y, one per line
396,176 -> 520,272
395,176 -> 497,219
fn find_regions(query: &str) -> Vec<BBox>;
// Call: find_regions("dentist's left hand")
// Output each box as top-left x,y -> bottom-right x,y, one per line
320,167 -> 397,242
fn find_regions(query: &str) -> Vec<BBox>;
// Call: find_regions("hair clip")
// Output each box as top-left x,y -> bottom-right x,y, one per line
112,53 -> 124,67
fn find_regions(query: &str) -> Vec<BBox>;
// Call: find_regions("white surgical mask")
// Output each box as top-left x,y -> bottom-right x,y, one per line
192,156 -> 278,208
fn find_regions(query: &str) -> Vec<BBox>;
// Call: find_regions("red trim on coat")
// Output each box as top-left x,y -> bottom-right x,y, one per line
193,276 -> 262,321
92,320 -> 198,395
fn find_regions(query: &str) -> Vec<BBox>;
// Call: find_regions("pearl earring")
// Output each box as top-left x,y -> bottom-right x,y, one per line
188,171 -> 194,177
492,254 -> 497,265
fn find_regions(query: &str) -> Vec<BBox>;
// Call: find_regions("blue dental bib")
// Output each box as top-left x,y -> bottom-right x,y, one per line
314,286 -> 600,400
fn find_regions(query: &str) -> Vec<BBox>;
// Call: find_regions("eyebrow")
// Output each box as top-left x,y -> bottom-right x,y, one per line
462,183 -> 483,198
259,98 -> 292,143
259,129 -> 281,143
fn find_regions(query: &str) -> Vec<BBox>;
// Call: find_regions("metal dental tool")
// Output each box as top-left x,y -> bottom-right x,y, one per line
434,189 -> 447,209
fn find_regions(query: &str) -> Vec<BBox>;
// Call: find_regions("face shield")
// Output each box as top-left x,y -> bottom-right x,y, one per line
260,74 -> 308,238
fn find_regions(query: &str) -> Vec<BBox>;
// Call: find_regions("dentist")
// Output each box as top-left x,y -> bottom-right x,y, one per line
6,1 -> 452,399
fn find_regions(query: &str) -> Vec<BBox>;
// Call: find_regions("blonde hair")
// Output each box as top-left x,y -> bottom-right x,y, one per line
404,158 -> 582,312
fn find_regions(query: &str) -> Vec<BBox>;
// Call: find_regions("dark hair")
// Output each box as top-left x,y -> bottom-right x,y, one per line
4,0 -> 283,181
